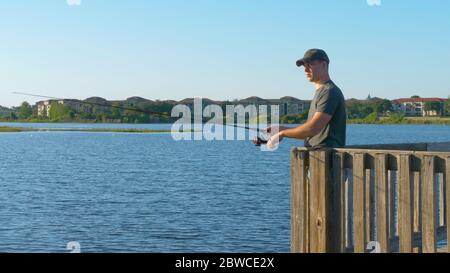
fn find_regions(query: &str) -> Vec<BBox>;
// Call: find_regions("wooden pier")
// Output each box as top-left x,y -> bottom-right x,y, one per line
291,142 -> 450,253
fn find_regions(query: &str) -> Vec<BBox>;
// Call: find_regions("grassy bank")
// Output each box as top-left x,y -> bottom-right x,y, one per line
0,126 -> 30,132
348,118 -> 450,125
0,126 -> 190,133
348,113 -> 450,125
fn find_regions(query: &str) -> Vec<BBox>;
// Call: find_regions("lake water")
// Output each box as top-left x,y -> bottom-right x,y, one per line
0,122 -> 449,252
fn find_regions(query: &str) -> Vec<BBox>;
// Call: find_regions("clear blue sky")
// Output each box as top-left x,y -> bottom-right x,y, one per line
1,0 -> 449,107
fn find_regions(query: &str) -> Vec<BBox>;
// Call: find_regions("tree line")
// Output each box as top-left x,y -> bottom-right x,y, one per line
1,96 -> 449,124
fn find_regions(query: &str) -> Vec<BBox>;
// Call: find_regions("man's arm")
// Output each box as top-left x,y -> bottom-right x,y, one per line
280,111 -> 332,139
266,112 -> 332,149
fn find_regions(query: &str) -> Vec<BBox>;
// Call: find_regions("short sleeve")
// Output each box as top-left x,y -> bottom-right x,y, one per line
315,89 -> 339,116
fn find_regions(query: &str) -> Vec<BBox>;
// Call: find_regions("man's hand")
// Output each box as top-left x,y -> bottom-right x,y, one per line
266,131 -> 284,149
263,125 -> 289,135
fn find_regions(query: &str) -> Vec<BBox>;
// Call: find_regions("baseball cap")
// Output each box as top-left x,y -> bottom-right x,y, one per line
296,49 -> 330,67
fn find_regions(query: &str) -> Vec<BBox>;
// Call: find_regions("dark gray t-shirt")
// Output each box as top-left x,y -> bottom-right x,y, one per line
304,80 -> 346,148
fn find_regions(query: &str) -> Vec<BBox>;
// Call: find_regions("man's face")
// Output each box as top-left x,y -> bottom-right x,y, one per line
304,60 -> 326,82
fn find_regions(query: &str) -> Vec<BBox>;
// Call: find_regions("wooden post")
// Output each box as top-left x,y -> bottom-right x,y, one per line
365,168 -> 372,243
398,154 -> 413,253
291,149 -> 310,253
388,170 -> 398,239
291,148 -> 301,253
413,171 -> 422,253
308,150 -> 332,253
353,153 -> 366,253
375,153 -> 389,253
300,150 -> 309,252
305,155 -> 310,252
346,168 -> 354,249
332,152 -> 346,253
439,173 -> 445,227
422,155 -> 437,253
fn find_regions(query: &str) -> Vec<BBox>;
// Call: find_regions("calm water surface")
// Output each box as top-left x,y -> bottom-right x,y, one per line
0,122 -> 449,252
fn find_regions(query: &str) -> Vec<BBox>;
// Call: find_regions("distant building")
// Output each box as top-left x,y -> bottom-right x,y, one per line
36,100 -> 58,117
392,98 -> 447,117
240,96 -> 310,115
175,96 -> 310,116
36,99 -> 83,117
33,95 -> 312,118
278,96 -> 311,115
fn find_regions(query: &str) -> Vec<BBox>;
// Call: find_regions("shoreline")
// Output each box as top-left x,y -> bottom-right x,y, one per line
0,126 -> 190,133
2,117 -> 450,133
2,115 -> 450,126
347,117 -> 450,125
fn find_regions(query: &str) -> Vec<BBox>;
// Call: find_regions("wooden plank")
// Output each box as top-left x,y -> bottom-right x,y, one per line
345,143 -> 428,151
422,155 -> 437,253
413,171 -> 422,253
343,141 -> 450,152
308,151 -> 330,252
439,173 -> 445,227
300,151 -> 309,253
389,170 -> 398,238
375,154 -> 389,253
305,162 -> 310,253
333,149 -> 450,173
290,148 -> 300,253
353,153 -> 366,253
332,152 -> 346,253
346,167 -> 354,249
365,168 -> 371,243
413,172 -> 421,232
446,156 -> 450,253
335,148 -> 450,158
309,151 -> 319,253
427,142 -> 450,152
398,154 -> 413,253
324,151 -> 335,253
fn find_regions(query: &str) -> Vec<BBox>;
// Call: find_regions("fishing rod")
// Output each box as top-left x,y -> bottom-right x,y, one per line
13,92 -> 270,145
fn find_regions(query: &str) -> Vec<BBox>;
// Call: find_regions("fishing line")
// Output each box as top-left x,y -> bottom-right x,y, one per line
13,92 -> 270,145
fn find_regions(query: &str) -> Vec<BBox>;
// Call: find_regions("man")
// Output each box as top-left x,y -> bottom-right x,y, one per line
266,48 -> 346,149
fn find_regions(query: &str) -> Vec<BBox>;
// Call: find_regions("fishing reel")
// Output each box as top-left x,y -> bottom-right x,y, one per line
252,135 -> 269,146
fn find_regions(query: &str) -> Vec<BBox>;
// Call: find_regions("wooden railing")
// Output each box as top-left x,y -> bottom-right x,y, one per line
291,142 -> 450,253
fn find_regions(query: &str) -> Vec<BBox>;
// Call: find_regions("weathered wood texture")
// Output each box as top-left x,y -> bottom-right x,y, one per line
291,142 -> 450,253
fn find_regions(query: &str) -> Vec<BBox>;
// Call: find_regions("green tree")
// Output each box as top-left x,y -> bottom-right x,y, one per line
362,106 -> 374,117
152,102 -> 173,114
346,103 -> 361,118
110,105 -> 122,119
411,95 -> 421,98
424,101 -> 442,116
18,101 -> 33,119
364,112 -> 379,123
384,113 -> 404,123
375,99 -> 393,115
9,112 -> 17,120
49,102 -> 73,121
